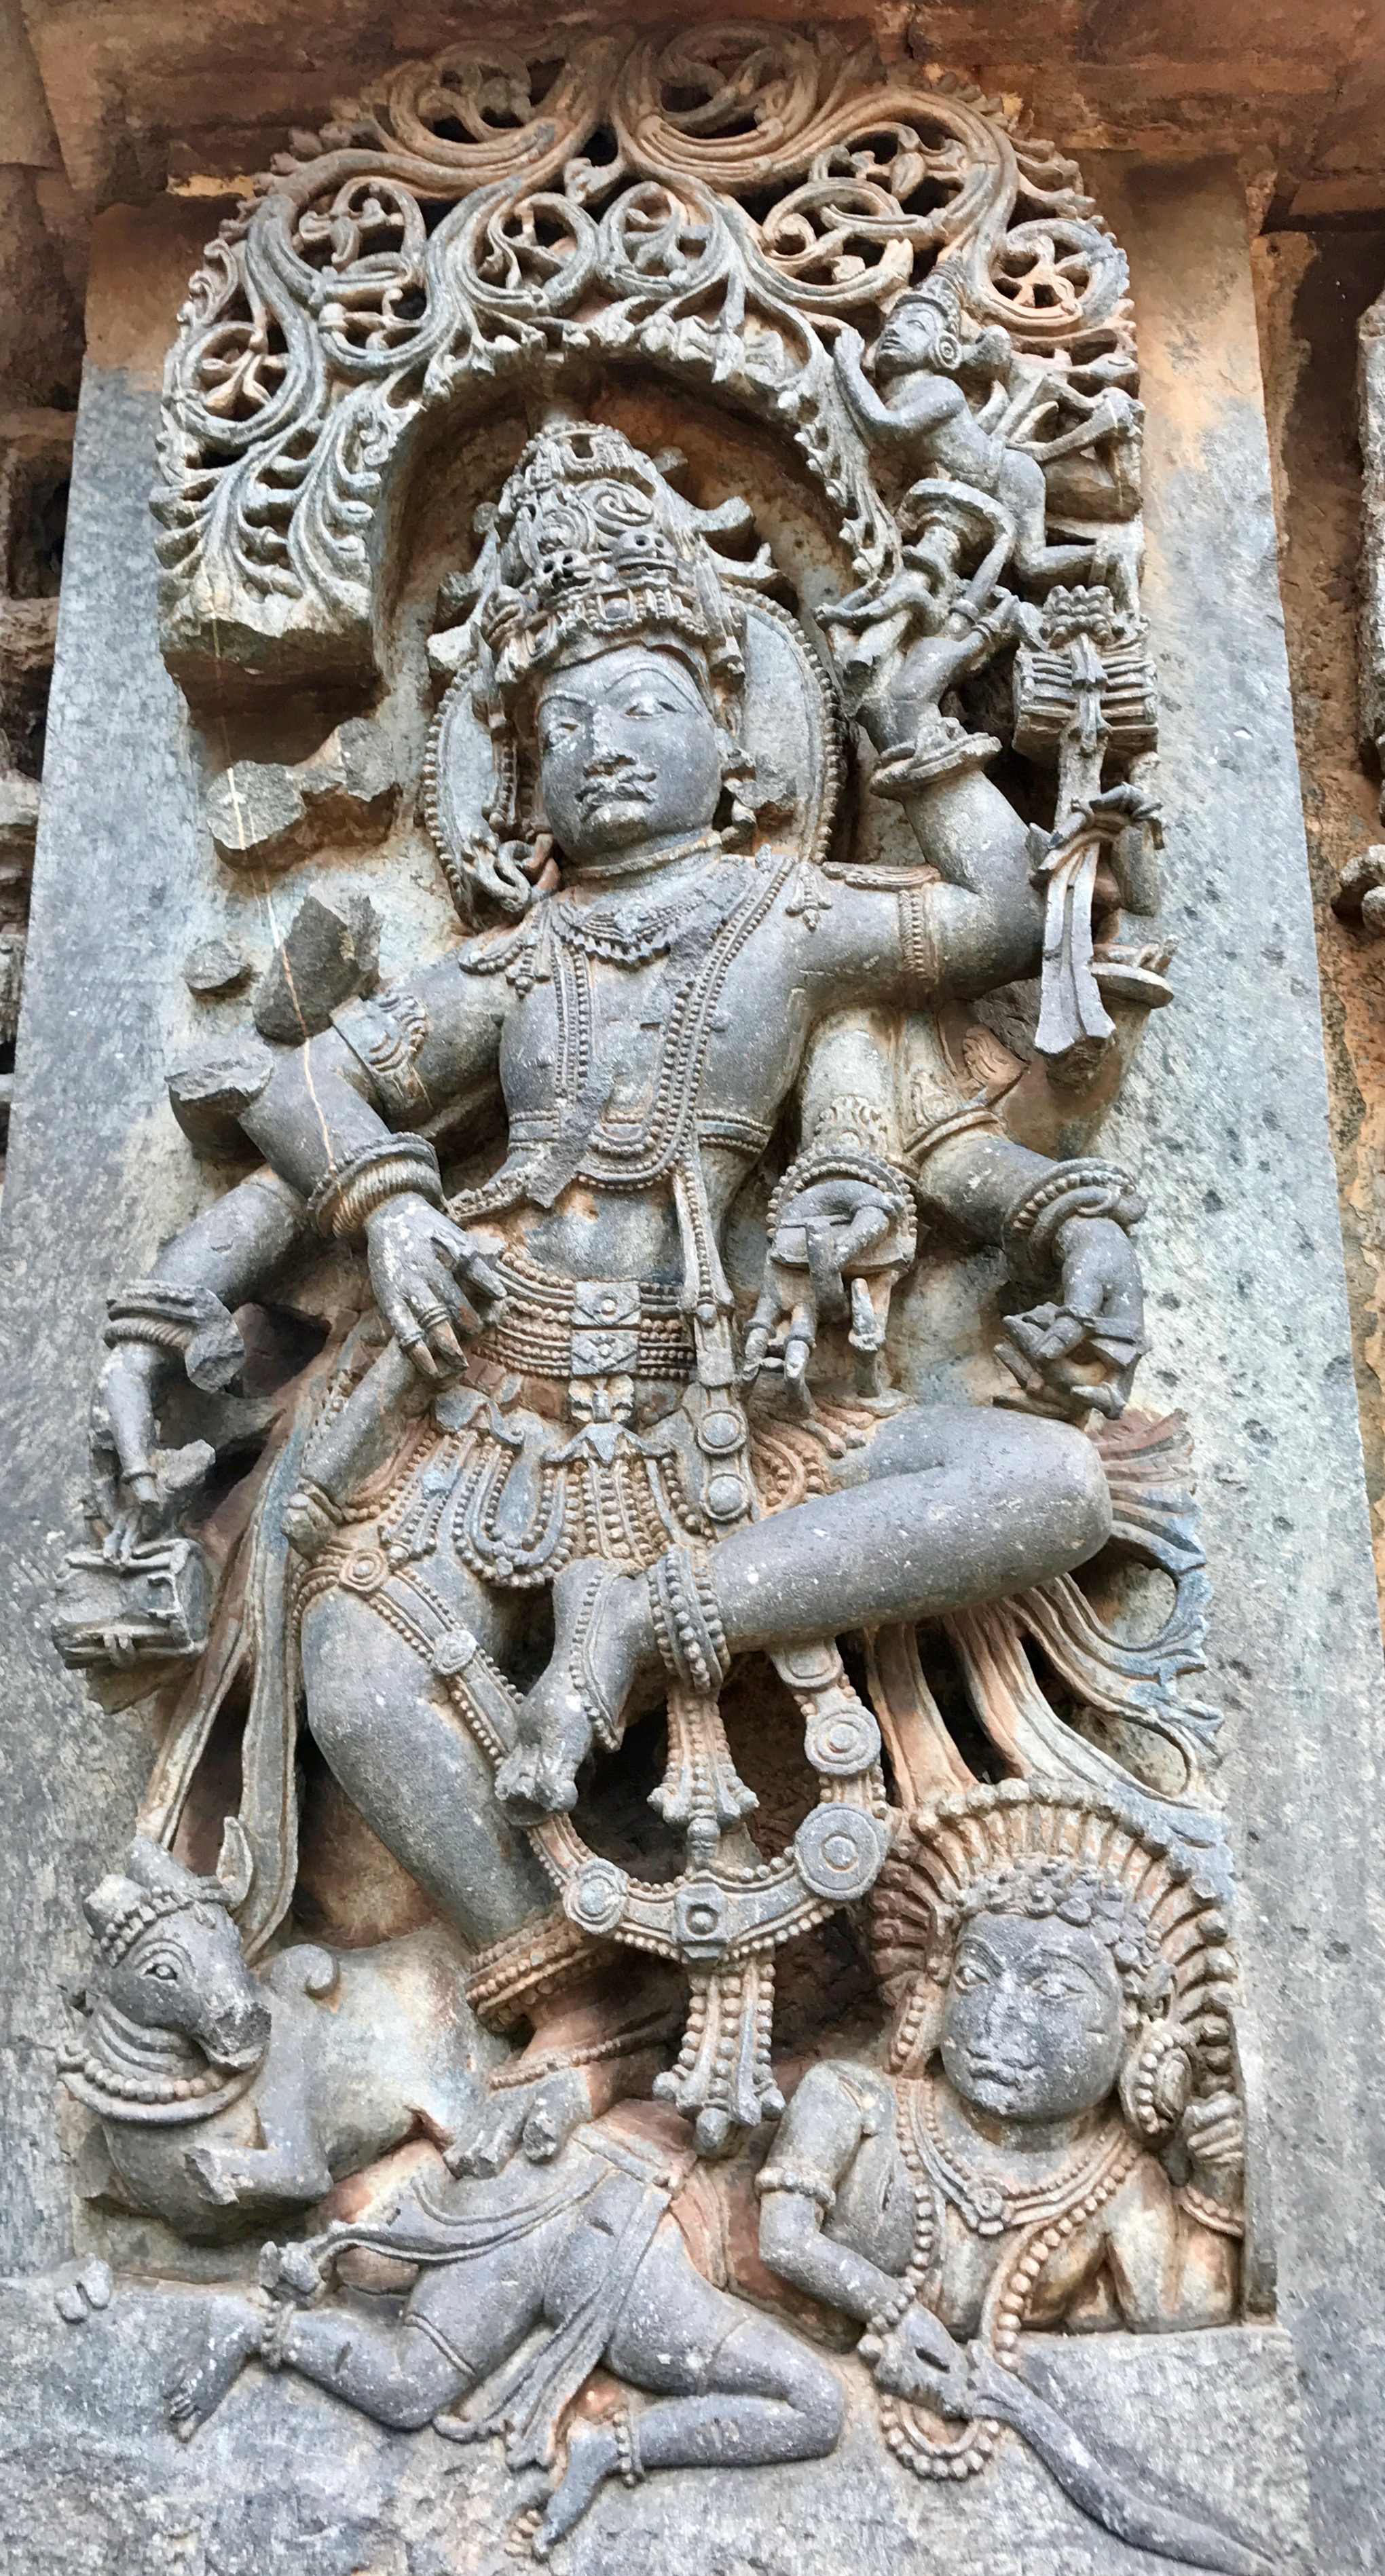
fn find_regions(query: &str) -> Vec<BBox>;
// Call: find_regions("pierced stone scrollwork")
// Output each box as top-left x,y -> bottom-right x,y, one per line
155,26 -> 1136,697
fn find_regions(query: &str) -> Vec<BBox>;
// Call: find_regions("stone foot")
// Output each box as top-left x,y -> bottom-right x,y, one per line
166,2296 -> 267,2441
533,2421 -> 622,2556
495,1558 -> 644,1822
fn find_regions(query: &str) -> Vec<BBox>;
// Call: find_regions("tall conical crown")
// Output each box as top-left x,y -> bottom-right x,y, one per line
475,419 -> 746,718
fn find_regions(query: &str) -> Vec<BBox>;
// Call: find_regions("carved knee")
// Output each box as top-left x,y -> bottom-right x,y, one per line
1039,1421 -> 1115,1561
771,2341 -> 845,2457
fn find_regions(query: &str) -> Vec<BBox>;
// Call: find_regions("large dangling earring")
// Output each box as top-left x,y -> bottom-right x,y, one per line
716,730 -> 758,847
1122,2024 -> 1194,2137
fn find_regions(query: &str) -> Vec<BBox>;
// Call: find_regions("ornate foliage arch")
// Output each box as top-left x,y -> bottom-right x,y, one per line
154,22 -> 1136,696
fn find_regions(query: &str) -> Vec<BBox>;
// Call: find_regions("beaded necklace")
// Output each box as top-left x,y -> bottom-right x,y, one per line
872,2078 -> 1139,2482
915,2078 -> 1113,2237
60,1999 -> 260,2125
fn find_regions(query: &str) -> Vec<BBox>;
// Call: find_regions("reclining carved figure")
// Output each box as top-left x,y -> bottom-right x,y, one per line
64,1835 -> 502,2239
163,2100 -> 843,2562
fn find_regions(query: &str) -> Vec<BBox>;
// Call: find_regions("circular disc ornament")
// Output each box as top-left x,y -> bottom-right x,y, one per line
804,1704 -> 882,1778
564,1856 -> 629,1936
793,1804 -> 889,1903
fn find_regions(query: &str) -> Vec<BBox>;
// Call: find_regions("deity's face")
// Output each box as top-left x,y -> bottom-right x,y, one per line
534,643 -> 723,867
938,1907 -> 1126,2129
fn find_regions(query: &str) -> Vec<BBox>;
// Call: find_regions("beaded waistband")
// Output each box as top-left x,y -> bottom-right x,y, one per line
481,1248 -> 695,1385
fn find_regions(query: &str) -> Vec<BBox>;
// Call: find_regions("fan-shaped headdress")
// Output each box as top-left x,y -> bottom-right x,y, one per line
871,1778 -> 1238,2137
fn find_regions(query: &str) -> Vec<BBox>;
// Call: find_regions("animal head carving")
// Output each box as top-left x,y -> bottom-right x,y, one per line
81,1823 -> 269,2072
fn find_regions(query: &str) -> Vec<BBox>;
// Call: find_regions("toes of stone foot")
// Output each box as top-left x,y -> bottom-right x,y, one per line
494,1747 -> 537,1812
450,2099 -> 525,2179
78,2257 -> 112,2310
54,2257 -> 114,2325
534,1766 -> 578,1816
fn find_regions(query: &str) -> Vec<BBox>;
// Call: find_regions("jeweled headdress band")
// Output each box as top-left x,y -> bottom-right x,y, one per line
87,1876 -> 227,1968
424,413 -> 841,920
871,1778 -> 1235,2026
474,418 -> 745,725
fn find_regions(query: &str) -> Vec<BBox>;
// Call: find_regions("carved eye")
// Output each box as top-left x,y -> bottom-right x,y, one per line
142,1958 -> 179,1981
952,1956 -> 989,1990
1029,1968 -> 1085,2002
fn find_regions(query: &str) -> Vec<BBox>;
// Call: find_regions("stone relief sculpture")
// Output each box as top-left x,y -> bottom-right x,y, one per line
52,22 -> 1269,2564
757,1784 -> 1259,2573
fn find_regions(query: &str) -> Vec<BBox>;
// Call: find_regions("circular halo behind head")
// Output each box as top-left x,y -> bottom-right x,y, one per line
870,1777 -> 1237,2126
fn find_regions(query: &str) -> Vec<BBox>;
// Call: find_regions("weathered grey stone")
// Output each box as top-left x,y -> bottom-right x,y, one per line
251,891 -> 379,1044
165,1043 -> 272,1158
205,721 -> 399,873
0,2286 -> 1312,2576
0,75 -> 1380,2576
181,936 -> 249,997
1090,155 -> 1385,2569
0,362 -> 209,2266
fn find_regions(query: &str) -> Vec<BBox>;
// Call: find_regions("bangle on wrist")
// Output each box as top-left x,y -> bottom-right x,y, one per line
1001,1159 -> 1144,1281
307,1136 -> 443,1242
104,1281 -> 244,1394
1176,2181 -> 1244,2237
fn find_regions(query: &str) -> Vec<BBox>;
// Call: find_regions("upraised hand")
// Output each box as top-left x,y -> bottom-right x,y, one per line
1183,2090 -> 1245,2201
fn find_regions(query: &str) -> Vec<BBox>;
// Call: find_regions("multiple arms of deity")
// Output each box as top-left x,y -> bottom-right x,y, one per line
90,719 -> 1143,1544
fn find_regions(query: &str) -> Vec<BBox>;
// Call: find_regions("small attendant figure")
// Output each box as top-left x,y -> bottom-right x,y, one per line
756,1780 -> 1264,2575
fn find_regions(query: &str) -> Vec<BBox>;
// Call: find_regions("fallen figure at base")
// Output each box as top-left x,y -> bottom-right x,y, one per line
164,2098 -> 843,2559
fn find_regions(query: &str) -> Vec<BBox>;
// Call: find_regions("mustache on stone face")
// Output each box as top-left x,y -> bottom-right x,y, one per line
962,2051 -> 1039,2084
577,768 -> 656,806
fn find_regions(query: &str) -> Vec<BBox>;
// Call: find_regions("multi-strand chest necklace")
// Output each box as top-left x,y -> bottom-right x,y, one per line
560,855 -> 783,1172
871,2080 -> 1139,2485
549,886 -> 690,967
477,849 -> 788,1202
910,2080 -> 1120,2237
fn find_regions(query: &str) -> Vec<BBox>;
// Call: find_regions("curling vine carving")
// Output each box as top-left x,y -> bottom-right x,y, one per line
155,24 -> 1134,690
